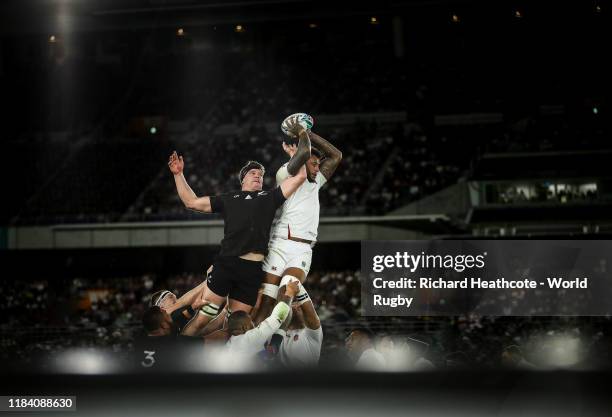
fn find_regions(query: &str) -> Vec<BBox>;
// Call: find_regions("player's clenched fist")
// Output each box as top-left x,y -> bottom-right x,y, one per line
168,151 -> 184,175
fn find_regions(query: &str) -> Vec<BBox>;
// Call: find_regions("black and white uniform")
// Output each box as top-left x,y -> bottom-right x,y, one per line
207,187 -> 286,306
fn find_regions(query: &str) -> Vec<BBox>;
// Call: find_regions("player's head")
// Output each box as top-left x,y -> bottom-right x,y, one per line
143,306 -> 174,337
150,290 -> 177,311
288,305 -> 305,330
305,147 -> 322,183
227,310 -> 254,336
239,161 -> 265,192
345,327 -> 375,359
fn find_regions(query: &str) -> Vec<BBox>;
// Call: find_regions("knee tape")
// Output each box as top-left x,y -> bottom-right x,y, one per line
198,302 -> 221,318
262,283 -> 279,299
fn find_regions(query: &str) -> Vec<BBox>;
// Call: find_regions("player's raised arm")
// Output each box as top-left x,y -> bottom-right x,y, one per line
279,164 -> 307,199
167,280 -> 208,314
309,132 -> 342,181
168,151 -> 212,213
284,115 -> 312,175
295,283 -> 321,330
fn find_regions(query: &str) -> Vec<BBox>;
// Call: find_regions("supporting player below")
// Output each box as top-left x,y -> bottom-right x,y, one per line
225,281 -> 299,359
267,281 -> 323,367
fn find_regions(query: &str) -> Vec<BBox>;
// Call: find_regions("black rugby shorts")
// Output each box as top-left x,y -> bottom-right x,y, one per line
207,256 -> 264,306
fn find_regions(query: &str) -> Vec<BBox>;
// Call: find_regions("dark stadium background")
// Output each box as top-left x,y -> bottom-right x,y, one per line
1,0 -> 612,415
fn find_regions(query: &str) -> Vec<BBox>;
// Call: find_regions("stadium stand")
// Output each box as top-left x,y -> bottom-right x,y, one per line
4,11 -> 609,224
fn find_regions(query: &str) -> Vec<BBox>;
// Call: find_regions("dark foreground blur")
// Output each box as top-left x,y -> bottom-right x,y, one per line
3,369 -> 612,417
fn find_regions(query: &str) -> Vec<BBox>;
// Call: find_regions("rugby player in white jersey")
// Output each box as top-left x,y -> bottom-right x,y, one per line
253,121 -> 342,325
267,281 -> 322,368
225,281 -> 299,363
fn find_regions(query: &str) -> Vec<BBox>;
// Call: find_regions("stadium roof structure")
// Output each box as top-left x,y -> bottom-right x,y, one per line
5,214 -> 462,249
0,0 -> 596,35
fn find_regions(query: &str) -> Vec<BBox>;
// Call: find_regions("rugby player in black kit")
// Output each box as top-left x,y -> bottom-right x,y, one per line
168,116 -> 309,336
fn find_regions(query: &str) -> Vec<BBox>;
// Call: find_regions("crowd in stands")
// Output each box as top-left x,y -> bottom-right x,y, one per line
491,183 -> 598,205
365,124 -> 464,214
2,269 -> 612,369
4,15 -> 610,225
12,139 -> 168,224
9,109 -> 606,225
440,314 -> 612,369
0,275 -> 152,361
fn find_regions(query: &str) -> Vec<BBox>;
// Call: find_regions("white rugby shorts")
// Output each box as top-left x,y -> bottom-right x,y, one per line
263,238 -> 313,278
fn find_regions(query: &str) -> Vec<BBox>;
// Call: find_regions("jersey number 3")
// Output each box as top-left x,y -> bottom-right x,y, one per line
141,350 -> 156,368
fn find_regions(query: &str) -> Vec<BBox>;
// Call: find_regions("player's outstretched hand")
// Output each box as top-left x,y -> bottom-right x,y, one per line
282,141 -> 298,158
284,115 -> 305,138
285,280 -> 300,298
168,151 -> 184,175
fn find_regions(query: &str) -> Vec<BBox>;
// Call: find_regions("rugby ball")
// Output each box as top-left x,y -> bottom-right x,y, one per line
281,113 -> 314,138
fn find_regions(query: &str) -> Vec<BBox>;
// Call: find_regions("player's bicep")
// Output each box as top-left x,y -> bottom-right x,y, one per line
186,196 -> 213,213
300,302 -> 321,330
